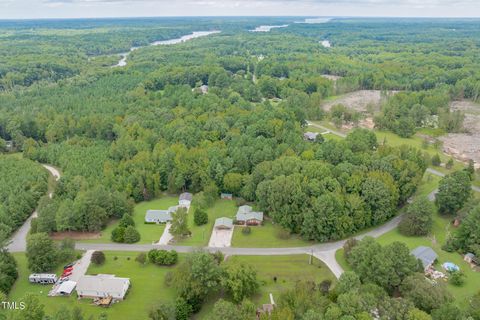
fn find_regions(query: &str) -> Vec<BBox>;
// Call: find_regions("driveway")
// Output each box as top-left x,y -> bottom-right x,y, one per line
49,250 -> 93,296
158,223 -> 173,245
208,228 -> 234,248
7,164 -> 60,253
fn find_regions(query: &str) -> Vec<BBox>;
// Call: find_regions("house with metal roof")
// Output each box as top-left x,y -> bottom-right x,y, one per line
145,210 -> 173,224
235,205 -> 264,225
76,274 -> 130,301
179,192 -> 193,209
214,217 -> 233,230
303,132 -> 319,141
411,246 -> 438,270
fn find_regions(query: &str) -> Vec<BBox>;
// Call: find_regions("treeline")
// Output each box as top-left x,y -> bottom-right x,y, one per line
0,156 -> 48,238
248,129 -> 426,241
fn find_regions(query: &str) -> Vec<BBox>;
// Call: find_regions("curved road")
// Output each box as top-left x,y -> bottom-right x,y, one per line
6,164 -> 60,252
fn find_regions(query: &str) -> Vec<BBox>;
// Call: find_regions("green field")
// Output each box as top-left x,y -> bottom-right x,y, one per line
8,251 -> 177,320
175,199 -> 237,246
231,221 -> 312,248
195,255 -> 336,319
83,196 -> 178,244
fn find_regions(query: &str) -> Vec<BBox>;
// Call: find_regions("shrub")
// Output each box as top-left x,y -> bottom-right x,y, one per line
431,154 -> 441,167
211,251 -> 224,264
242,226 -> 251,235
111,226 -> 125,243
135,252 -> 147,265
148,249 -> 178,266
119,213 -> 135,228
91,251 -> 106,265
123,226 -> 141,243
448,271 -> 465,286
193,208 -> 208,226
343,238 -> 358,260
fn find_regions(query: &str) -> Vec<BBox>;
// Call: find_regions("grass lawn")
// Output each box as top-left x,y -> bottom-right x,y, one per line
84,196 -> 178,244
231,221 -> 312,248
8,251 -> 177,320
175,199 -> 237,246
195,255 -> 336,319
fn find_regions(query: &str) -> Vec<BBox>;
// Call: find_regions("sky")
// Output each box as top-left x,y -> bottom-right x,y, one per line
0,0 -> 479,19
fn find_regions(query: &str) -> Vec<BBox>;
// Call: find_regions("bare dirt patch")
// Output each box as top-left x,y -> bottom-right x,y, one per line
50,231 -> 101,240
440,100 -> 480,169
321,74 -> 342,81
321,90 -> 396,113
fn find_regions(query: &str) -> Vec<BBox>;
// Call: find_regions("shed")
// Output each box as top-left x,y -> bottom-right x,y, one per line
145,210 -> 172,224
179,193 -> 193,208
221,193 -> 233,200
76,275 -> 130,301
464,253 -> 475,264
303,132 -> 319,141
214,217 -> 233,230
411,246 -> 438,270
57,280 -> 77,296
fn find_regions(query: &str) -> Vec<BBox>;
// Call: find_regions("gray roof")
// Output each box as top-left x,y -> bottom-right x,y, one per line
236,211 -> 264,222
237,205 -> 253,215
411,246 -> 438,268
214,217 -> 233,229
465,253 -> 475,258
145,210 -> 172,222
304,132 -> 319,140
76,275 -> 129,297
179,192 -> 193,201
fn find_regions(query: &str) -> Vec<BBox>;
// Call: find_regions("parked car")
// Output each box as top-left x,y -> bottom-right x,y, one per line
64,263 -> 74,269
62,271 -> 72,277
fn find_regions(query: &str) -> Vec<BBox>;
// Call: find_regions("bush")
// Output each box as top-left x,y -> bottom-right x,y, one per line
119,213 -> 135,228
431,154 -> 441,166
448,271 -> 465,286
193,208 -> 208,226
211,251 -> 224,264
111,226 -> 125,243
343,238 -> 358,260
235,197 -> 247,207
242,226 -> 251,235
148,249 -> 178,266
398,197 -> 434,236
123,226 -> 141,243
91,251 -> 106,265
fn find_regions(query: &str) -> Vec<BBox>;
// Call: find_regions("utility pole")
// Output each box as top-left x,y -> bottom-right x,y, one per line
309,249 -> 313,265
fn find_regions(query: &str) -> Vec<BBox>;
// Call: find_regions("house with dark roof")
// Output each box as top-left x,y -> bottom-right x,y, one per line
411,246 -> 438,271
303,132 -> 319,142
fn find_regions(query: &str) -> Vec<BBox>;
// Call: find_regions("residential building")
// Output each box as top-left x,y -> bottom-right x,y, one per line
76,274 -> 130,301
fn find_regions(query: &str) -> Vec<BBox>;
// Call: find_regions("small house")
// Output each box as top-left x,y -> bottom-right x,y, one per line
221,193 -> 233,200
235,205 -> 264,226
463,252 -> 476,264
411,246 -> 438,271
214,217 -> 233,230
29,274 -> 58,284
303,132 -> 319,142
76,275 -> 130,301
200,85 -> 209,94
145,210 -> 172,224
179,192 -> 193,208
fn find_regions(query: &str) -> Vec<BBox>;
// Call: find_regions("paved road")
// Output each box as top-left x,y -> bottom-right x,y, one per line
76,214 -> 403,278
426,168 -> 480,193
7,164 -> 60,252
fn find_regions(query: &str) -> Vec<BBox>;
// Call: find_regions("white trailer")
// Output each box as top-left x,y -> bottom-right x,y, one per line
29,274 -> 58,284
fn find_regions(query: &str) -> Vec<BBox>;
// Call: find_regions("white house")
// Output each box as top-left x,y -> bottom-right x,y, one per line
145,210 -> 173,224
76,274 -> 130,301
178,192 -> 193,209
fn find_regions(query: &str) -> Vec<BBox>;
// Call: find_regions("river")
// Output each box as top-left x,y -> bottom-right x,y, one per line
250,25 -> 289,32
113,30 -> 221,67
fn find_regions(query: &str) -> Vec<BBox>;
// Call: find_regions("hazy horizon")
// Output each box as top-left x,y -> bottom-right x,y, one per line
1,0 -> 479,20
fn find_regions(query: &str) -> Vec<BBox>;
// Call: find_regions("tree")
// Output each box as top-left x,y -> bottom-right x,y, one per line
454,204 -> 480,253
91,251 -> 106,265
446,158 -> 454,170
26,233 -> 57,273
336,271 -> 361,295
223,173 -> 243,195
111,226 -> 125,243
222,264 -> 260,303
431,154 -> 441,167
170,208 -> 190,237
0,249 -> 18,294
149,303 -> 176,320
407,308 -> 432,320
135,252 -> 147,265
436,171 -> 472,215
173,251 -> 222,311
123,226 -> 140,243
57,238 -> 76,264
12,294 -> 45,320
448,270 -> 465,286
400,274 -> 453,313
193,207 -> 208,226
119,213 -> 135,228
174,297 -> 193,320
399,197 -> 434,236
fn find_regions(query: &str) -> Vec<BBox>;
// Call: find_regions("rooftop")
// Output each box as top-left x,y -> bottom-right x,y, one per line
411,246 -> 438,269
